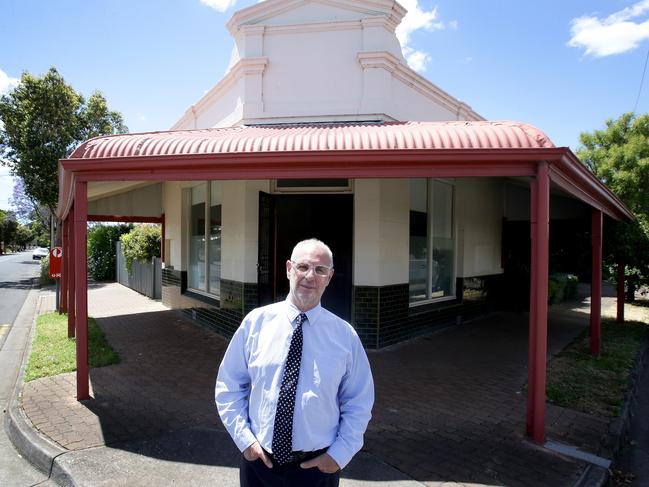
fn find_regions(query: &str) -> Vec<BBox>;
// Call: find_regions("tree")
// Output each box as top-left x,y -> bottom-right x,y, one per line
10,178 -> 50,228
0,67 -> 127,224
14,225 -> 33,249
578,112 -> 649,300
579,113 -> 649,219
0,209 -> 19,252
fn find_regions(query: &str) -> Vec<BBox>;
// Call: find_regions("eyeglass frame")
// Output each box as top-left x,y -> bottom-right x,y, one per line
290,260 -> 334,277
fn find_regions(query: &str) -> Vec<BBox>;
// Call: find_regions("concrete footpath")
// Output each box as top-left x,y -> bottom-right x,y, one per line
1,284 -> 52,486
4,282 -> 649,486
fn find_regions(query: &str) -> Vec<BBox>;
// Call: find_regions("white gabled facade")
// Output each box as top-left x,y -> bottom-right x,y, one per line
172,0 -> 482,129
85,0 -> 557,349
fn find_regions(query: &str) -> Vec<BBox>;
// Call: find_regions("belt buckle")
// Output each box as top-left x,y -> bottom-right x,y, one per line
288,451 -> 307,464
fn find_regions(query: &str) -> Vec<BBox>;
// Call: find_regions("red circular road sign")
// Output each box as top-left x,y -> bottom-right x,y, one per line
50,247 -> 62,278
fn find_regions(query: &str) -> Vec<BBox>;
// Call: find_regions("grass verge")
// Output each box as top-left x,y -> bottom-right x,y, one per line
25,312 -> 119,382
546,318 -> 648,417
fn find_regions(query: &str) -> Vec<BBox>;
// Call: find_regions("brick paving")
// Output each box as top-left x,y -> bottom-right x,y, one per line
24,282 -> 617,486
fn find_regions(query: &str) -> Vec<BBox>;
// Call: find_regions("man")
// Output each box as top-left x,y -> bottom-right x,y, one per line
215,238 -> 374,487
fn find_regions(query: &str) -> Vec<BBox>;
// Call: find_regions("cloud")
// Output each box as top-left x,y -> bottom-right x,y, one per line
568,0 -> 649,57
395,1 -> 452,73
403,49 -> 431,72
0,68 -> 19,95
199,0 -> 238,13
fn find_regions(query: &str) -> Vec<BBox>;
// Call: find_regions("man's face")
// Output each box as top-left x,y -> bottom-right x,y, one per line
286,243 -> 334,312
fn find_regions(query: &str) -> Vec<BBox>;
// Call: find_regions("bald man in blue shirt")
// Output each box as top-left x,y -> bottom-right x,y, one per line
216,239 -> 374,487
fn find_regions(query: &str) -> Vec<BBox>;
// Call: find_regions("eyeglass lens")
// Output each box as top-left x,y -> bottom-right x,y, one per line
294,262 -> 330,276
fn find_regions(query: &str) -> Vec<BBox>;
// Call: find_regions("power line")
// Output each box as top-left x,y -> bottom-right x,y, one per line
633,47 -> 649,114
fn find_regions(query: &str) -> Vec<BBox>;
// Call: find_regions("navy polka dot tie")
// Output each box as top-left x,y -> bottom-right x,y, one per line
272,313 -> 307,465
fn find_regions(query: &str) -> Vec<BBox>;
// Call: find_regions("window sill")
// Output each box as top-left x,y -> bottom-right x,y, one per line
408,296 -> 460,315
184,289 -> 220,307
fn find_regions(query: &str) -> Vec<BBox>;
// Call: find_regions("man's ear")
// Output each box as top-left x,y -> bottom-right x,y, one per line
286,260 -> 292,279
326,268 -> 334,285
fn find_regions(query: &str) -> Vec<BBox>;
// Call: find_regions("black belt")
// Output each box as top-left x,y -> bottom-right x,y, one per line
267,447 -> 328,465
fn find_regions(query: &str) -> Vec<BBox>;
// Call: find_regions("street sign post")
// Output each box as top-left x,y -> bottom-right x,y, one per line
50,247 -> 62,279
50,247 -> 63,312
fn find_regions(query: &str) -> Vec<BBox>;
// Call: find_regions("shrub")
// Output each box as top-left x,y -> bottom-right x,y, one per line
548,273 -> 579,304
120,225 -> 161,275
87,224 -> 132,281
39,254 -> 54,285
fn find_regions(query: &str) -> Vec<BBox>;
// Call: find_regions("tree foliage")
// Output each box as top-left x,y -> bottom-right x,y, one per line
0,67 -> 127,215
579,112 -> 649,219
10,177 -> 51,228
0,209 -> 18,251
0,209 -> 34,252
87,224 -> 133,281
578,112 -> 649,298
120,225 -> 161,275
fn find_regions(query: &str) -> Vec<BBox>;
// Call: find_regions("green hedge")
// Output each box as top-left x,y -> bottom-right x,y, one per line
39,254 -> 54,285
548,273 -> 579,304
120,225 -> 161,275
87,224 -> 132,281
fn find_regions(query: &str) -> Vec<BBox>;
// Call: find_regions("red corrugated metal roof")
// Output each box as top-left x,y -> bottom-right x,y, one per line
57,120 -> 633,223
69,121 -> 554,160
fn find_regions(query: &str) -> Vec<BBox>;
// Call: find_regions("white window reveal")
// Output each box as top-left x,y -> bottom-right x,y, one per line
409,178 -> 455,304
188,181 -> 222,297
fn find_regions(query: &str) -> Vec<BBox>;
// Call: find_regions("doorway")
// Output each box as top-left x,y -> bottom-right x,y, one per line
258,193 -> 353,321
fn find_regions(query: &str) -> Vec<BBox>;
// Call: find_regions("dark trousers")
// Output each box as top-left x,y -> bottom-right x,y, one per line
239,455 -> 340,487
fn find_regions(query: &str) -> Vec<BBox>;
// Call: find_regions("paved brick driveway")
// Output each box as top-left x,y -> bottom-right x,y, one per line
23,283 -> 611,486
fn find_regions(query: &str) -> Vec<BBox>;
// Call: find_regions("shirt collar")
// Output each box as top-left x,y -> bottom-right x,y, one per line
285,299 -> 321,326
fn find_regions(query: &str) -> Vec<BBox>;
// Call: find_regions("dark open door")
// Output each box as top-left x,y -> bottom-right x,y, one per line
257,191 -> 274,306
273,194 -> 353,321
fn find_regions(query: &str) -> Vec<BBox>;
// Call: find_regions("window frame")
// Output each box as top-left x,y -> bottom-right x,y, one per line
409,178 -> 457,307
187,181 -> 222,298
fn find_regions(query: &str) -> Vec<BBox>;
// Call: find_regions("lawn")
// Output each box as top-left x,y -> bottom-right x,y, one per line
24,312 -> 119,382
546,318 -> 648,417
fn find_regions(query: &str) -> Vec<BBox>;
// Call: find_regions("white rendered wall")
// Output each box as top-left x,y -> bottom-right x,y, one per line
162,181 -> 196,271
354,179 -> 409,286
390,77 -> 461,120
262,28 -> 362,118
221,180 -> 271,283
87,183 -> 162,217
172,0 -> 482,130
455,178 -> 504,278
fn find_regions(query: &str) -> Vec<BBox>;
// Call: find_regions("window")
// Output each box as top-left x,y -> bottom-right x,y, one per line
188,181 -> 222,296
409,179 -> 455,304
272,179 -> 351,192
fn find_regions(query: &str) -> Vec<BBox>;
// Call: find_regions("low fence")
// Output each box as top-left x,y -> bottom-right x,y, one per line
116,242 -> 161,299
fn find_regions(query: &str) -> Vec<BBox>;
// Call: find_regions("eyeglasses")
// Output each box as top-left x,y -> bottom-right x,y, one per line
291,261 -> 332,277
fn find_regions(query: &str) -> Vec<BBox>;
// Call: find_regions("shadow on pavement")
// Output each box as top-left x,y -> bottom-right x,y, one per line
21,295 -> 616,485
0,278 -> 36,290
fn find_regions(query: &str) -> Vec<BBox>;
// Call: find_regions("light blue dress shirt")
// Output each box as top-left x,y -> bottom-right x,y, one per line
215,299 -> 374,469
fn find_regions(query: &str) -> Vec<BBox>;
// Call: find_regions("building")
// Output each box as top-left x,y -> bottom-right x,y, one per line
56,0 -> 633,443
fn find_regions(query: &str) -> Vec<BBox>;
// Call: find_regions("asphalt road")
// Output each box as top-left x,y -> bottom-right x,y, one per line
0,251 -> 41,330
0,251 -> 51,486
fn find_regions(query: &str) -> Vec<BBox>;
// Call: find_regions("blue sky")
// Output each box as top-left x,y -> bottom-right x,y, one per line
1,0 -> 649,211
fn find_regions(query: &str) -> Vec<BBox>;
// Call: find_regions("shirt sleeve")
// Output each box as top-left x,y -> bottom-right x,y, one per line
326,331 -> 374,469
214,321 -> 258,452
